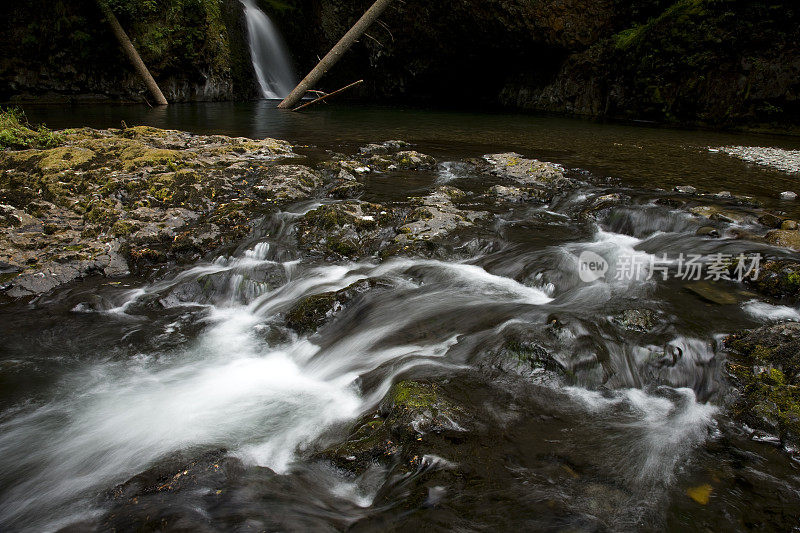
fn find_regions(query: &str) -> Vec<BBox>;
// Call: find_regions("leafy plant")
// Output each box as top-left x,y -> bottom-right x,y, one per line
0,108 -> 63,149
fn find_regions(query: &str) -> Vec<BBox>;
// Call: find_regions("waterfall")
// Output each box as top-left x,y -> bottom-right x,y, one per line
240,0 -> 297,99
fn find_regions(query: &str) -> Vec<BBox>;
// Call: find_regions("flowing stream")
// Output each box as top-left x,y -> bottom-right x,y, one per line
2,107 -> 800,531
240,0 -> 297,99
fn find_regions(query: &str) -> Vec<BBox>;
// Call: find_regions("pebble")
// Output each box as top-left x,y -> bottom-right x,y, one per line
781,191 -> 798,200
712,146 -> 800,174
674,185 -> 697,194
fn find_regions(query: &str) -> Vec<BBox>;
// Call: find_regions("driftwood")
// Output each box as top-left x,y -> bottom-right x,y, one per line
277,0 -> 394,109
292,80 -> 364,111
97,0 -> 168,106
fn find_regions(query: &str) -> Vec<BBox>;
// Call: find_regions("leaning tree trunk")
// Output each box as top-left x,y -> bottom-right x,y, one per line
96,0 -> 168,106
277,0 -> 394,109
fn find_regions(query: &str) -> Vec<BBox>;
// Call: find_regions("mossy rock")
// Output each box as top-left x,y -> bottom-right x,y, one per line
36,147 -> 95,172
744,260 -> 800,300
725,322 -> 800,442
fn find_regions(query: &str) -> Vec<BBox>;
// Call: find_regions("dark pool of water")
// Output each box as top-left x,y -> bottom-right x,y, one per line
23,102 -> 800,202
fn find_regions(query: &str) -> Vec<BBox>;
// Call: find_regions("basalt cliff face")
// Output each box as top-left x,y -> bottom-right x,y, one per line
2,0 -> 799,128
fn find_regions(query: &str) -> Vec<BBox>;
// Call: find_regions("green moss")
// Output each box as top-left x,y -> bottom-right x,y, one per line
0,272 -> 19,284
327,235 -> 360,257
36,146 -> 95,172
391,380 -> 438,410
111,220 -> 138,237
285,291 -> 338,333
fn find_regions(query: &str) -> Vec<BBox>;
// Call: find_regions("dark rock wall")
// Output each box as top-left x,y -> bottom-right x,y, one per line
0,0 -> 261,103
2,0 -> 799,128
297,0 -> 800,128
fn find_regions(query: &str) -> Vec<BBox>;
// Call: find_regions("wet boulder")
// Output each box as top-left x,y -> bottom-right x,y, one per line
759,212 -> 785,229
690,205 -> 754,224
314,380 -> 467,475
578,193 -> 628,221
297,201 -> 400,259
355,141 -> 436,171
696,226 -> 721,238
285,277 -> 393,334
611,309 -> 659,332
743,259 -> 800,300
487,184 -> 550,203
366,151 -> 437,171
482,153 -> 573,190
765,229 -> 800,252
395,186 -> 489,245
101,448 -> 246,533
251,164 -> 325,203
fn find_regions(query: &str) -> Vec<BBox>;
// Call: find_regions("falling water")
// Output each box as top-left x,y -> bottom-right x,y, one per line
240,0 -> 297,99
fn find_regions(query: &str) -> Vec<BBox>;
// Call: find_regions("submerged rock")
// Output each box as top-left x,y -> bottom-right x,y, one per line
685,281 -> 739,305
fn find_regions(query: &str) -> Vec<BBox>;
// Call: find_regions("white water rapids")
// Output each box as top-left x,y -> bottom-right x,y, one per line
0,201 -> 729,531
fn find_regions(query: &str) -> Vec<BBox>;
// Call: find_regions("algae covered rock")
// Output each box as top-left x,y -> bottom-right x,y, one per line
743,259 -> 800,300
612,308 -> 659,332
354,140 -> 436,171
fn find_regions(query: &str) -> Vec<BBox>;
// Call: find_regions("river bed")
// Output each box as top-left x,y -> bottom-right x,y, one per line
2,104 -> 800,531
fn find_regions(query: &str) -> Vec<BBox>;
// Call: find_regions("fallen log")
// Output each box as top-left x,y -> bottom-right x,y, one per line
292,80 -> 364,112
277,0 -> 394,109
96,0 -> 168,106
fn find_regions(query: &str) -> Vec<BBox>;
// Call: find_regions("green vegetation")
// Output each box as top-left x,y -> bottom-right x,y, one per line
613,0 -> 706,50
0,108 -> 63,149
